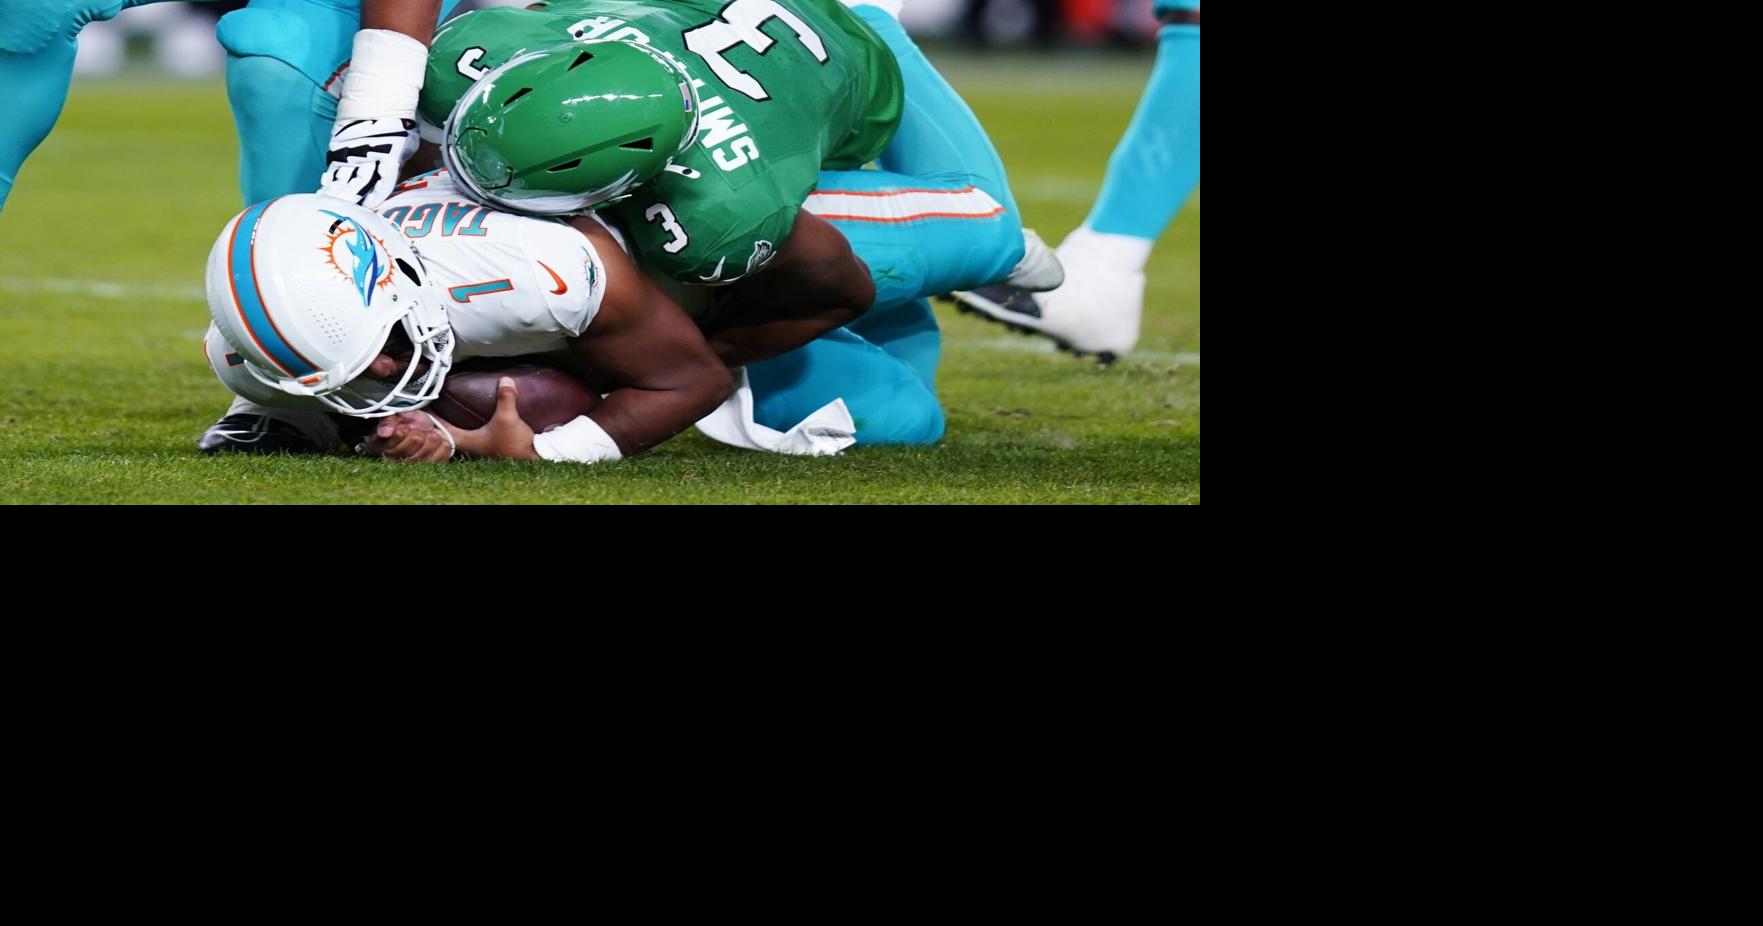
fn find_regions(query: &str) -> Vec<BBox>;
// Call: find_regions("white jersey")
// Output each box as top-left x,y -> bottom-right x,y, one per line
378,170 -> 612,360
207,170 -> 622,408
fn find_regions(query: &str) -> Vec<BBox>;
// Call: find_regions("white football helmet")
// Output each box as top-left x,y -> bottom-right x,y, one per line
204,194 -> 454,417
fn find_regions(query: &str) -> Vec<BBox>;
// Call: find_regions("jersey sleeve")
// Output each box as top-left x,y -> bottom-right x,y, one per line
513,217 -> 610,337
618,196 -> 797,286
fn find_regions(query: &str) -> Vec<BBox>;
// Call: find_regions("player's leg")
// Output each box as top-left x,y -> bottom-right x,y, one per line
747,161 -> 1000,445
1087,0 -> 1202,247
746,320 -> 945,446
810,168 -> 1023,313
218,0 -> 464,203
218,1 -> 344,203
955,2 -> 1201,361
845,293 -> 939,392
0,1 -> 184,212
742,220 -> 946,443
835,2 -> 1035,296
0,26 -> 79,214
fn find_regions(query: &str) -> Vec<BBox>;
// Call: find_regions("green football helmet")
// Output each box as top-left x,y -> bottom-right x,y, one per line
419,7 -> 573,140
442,40 -> 702,215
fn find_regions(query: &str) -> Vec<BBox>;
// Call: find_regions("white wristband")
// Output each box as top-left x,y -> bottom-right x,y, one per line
336,29 -> 428,122
532,416 -> 624,464
422,412 -> 458,461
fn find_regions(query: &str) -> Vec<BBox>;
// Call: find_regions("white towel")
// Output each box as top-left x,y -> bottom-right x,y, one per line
694,368 -> 856,456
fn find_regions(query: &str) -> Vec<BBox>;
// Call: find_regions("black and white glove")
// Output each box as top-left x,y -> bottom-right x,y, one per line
316,28 -> 429,208
320,116 -> 420,208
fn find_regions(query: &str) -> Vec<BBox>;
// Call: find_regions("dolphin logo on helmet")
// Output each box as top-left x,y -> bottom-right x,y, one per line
319,209 -> 392,307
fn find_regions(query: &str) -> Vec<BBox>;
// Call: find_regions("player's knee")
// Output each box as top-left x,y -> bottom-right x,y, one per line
972,214 -> 1026,287
221,6 -> 324,125
216,7 -> 311,66
59,3 -> 132,37
225,50 -> 317,122
217,7 -> 335,104
852,383 -> 945,446
994,212 -> 1028,269
2,2 -> 90,53
858,402 -> 944,446
224,45 -> 329,202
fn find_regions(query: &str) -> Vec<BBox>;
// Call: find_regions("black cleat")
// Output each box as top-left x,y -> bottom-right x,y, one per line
197,414 -> 323,455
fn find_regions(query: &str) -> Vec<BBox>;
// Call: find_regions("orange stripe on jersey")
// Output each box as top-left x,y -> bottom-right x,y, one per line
812,208 -> 1007,224
812,186 -> 984,198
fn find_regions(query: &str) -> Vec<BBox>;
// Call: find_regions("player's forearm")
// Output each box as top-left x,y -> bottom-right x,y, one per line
360,0 -> 445,44
709,210 -> 874,366
710,216 -> 875,365
704,309 -> 862,368
589,369 -> 734,456
321,0 -> 442,205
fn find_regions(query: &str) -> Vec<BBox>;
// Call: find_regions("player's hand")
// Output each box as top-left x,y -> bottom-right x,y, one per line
454,377 -> 540,460
319,116 -> 419,208
365,411 -> 456,462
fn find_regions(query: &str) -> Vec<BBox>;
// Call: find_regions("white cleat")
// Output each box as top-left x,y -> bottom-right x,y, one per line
954,227 -> 1146,362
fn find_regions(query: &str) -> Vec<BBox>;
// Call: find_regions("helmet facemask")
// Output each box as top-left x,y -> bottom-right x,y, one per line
260,315 -> 453,419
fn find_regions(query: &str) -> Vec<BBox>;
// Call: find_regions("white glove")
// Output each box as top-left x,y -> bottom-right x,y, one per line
319,116 -> 420,208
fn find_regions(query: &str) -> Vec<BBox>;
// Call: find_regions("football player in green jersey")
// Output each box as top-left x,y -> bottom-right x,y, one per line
420,0 -> 1053,445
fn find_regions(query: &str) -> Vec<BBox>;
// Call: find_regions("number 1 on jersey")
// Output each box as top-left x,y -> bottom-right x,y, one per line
449,279 -> 514,303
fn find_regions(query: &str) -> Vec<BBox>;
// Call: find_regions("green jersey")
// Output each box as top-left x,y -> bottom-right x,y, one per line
422,0 -> 904,284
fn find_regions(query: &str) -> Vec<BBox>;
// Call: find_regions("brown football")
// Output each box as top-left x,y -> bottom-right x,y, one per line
430,364 -> 601,431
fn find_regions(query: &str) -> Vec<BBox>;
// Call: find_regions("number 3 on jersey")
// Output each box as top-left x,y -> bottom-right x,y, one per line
683,0 -> 829,102
646,203 -> 690,254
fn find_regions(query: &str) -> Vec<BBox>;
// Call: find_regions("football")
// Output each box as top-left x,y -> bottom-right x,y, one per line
430,364 -> 601,431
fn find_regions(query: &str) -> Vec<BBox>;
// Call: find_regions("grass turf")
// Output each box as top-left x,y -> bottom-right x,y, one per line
0,50 -> 1198,504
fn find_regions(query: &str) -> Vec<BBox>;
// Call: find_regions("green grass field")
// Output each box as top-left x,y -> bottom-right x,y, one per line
0,50 -> 1198,504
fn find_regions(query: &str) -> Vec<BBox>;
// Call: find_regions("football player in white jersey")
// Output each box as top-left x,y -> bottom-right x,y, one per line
204,174 -> 742,464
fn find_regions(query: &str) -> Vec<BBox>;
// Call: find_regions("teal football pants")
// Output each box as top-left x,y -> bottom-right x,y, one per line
0,1 -> 164,213
749,3 -> 1027,446
1086,11 -> 1200,240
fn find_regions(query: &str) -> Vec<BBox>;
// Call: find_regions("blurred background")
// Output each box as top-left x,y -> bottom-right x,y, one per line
69,0 -> 1171,78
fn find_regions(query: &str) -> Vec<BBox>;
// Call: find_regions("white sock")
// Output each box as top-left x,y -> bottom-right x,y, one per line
1060,225 -> 1154,275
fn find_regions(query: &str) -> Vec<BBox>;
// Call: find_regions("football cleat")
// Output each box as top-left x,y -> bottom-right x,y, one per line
196,414 -> 325,455
954,229 -> 1145,363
